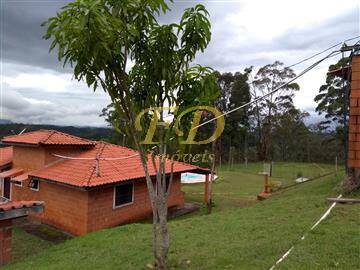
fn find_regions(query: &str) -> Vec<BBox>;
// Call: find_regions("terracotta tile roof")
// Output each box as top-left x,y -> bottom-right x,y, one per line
0,168 -> 23,178
0,147 -> 13,167
31,142 -> 209,188
11,173 -> 29,182
0,201 -> 43,212
2,130 -> 95,147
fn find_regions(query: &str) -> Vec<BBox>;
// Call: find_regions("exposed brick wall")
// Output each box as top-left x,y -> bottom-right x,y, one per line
11,174 -> 184,236
348,55 -> 360,168
0,220 -> 12,266
86,174 -> 184,233
12,146 -> 87,171
12,147 -> 46,171
6,143 -> 187,236
12,181 -> 89,236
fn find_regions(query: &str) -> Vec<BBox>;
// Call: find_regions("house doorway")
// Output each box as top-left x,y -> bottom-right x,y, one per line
2,178 -> 11,200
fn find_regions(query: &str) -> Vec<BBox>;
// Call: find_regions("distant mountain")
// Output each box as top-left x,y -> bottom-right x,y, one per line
0,119 -> 12,124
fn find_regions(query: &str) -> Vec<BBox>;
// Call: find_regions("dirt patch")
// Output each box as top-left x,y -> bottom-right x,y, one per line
168,203 -> 201,219
13,217 -> 73,243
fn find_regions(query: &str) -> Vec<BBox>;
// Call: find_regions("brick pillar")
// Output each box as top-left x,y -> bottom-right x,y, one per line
0,219 -> 12,266
348,55 -> 360,183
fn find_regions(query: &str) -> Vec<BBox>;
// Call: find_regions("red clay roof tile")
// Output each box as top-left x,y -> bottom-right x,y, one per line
2,130 -> 95,147
31,142 -> 209,188
11,173 -> 29,182
0,201 -> 44,212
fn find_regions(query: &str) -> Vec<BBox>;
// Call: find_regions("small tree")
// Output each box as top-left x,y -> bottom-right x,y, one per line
43,1 -> 218,268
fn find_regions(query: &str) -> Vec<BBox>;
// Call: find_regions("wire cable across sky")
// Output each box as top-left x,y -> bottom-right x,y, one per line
191,50 -> 343,130
52,37 -> 358,161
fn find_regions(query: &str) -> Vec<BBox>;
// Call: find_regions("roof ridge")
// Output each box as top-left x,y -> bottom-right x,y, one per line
104,144 -> 127,177
85,142 -> 106,186
40,130 -> 56,144
62,131 -> 95,144
94,141 -> 138,154
3,129 -> 96,146
3,129 -> 45,140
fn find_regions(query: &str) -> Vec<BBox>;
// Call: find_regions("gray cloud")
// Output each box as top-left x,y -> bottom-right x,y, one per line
3,1 -> 357,73
195,8 -> 359,72
0,0 -> 359,126
2,0 -> 72,72
1,83 -> 108,126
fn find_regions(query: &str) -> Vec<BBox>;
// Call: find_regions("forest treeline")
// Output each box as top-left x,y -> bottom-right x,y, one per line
101,58 -> 348,165
1,59 -> 347,166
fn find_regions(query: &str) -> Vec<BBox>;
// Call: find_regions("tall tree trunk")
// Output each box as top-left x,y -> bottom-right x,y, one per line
112,93 -> 172,269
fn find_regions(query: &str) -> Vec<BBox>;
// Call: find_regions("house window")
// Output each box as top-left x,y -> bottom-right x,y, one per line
14,180 -> 22,187
29,178 -> 39,191
113,182 -> 134,208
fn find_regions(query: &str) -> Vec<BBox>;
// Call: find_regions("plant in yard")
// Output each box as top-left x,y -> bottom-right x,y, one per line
42,0 -> 219,268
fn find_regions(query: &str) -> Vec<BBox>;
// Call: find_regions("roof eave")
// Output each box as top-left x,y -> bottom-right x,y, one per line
1,142 -> 39,148
30,168 -> 209,190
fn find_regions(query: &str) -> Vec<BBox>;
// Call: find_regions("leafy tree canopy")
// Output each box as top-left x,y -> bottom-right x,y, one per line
314,56 -> 350,128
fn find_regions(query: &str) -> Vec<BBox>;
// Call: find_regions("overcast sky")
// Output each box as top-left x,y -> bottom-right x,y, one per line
0,0 -> 359,127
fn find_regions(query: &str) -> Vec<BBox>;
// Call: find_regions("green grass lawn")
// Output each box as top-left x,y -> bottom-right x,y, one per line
6,162 -> 358,270
183,162 -> 337,212
11,227 -> 54,263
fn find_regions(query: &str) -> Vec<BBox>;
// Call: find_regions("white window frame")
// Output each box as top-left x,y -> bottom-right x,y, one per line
13,179 -> 23,187
113,182 -> 134,209
30,178 -> 40,191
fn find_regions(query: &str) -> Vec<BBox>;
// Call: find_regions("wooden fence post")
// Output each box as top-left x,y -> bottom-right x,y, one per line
204,174 -> 209,205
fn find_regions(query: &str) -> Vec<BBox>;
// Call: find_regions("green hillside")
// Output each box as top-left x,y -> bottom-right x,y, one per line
5,164 -> 359,270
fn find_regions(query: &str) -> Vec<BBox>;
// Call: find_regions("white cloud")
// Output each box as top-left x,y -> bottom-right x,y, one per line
3,73 -> 72,93
0,78 -> 110,126
227,0 -> 356,40
23,97 -> 54,106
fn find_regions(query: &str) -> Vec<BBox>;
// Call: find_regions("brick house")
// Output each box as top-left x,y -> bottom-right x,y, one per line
348,54 -> 360,171
0,130 -> 208,236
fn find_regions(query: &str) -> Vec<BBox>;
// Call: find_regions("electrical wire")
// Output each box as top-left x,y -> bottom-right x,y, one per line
192,50 -> 342,130
286,35 -> 360,69
53,50 -> 339,161
52,38 -> 355,161
52,153 -> 140,161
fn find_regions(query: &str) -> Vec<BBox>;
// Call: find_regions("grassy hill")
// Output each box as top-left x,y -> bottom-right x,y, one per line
5,164 -> 360,270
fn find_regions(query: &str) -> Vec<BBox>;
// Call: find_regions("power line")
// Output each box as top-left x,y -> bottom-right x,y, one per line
286,35 -> 360,69
52,152 -> 139,161
192,50 -> 342,130
54,50 -> 340,161
192,36 -> 360,130
53,39 -> 351,161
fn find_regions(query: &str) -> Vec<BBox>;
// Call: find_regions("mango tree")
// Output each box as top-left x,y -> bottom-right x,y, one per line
43,0 -> 219,268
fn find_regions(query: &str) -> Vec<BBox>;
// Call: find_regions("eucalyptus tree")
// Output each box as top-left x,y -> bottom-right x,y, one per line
314,57 -> 350,128
314,57 -> 350,153
43,0 -> 218,268
251,61 -> 299,160
215,70 -> 252,163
